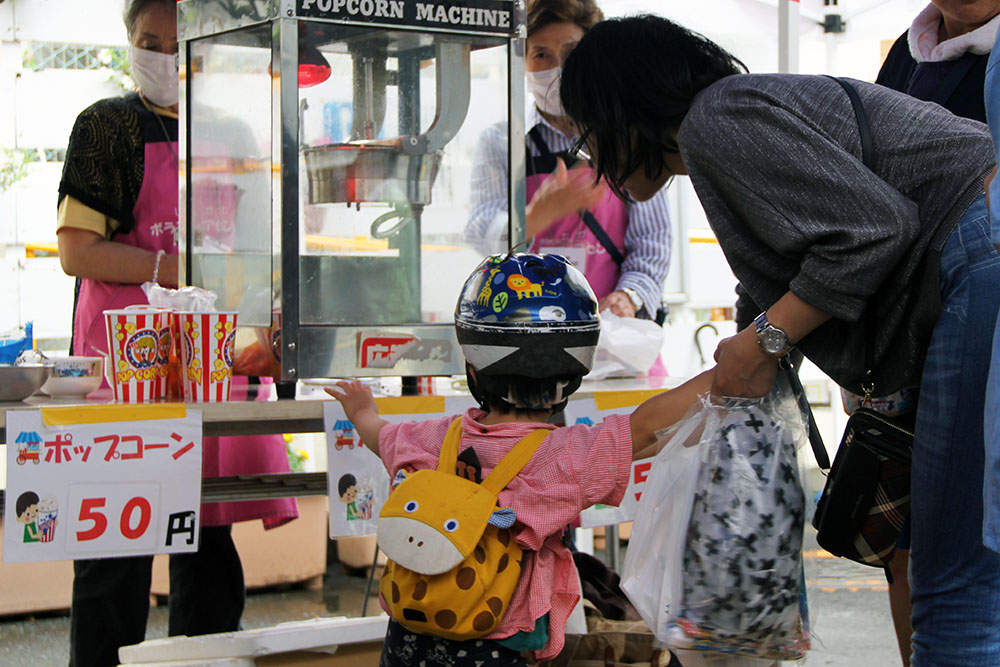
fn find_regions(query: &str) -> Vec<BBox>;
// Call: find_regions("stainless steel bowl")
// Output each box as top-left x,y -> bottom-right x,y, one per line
0,365 -> 51,402
304,143 -> 442,206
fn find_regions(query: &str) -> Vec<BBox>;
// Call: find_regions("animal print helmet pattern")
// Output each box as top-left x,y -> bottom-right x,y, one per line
454,253 -> 600,379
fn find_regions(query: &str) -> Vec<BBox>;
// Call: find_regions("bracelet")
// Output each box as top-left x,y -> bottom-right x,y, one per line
152,249 -> 165,285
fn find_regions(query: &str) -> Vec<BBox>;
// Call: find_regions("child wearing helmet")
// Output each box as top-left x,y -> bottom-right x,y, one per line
327,252 -> 713,665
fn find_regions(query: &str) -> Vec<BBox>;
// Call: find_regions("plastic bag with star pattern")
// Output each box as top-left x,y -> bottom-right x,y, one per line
621,380 -> 810,660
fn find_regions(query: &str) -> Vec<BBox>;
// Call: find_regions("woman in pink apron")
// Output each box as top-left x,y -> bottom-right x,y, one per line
467,0 -> 672,375
56,2 -> 296,665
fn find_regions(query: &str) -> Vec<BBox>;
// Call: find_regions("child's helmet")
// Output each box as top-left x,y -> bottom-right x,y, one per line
455,253 -> 600,409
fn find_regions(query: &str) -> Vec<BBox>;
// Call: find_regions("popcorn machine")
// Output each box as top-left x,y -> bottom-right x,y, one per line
177,0 -> 526,380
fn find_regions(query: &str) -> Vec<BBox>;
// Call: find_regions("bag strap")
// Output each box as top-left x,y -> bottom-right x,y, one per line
581,210 -> 625,267
826,76 -> 882,393
436,419 -> 549,494
436,418 -> 465,473
825,76 -> 874,169
781,357 -> 830,470
481,429 -> 549,494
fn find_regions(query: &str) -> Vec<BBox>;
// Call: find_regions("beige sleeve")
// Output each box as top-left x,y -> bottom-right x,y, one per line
57,196 -> 115,238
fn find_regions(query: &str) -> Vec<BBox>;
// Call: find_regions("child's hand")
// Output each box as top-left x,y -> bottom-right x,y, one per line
325,380 -> 378,421
325,381 -> 388,457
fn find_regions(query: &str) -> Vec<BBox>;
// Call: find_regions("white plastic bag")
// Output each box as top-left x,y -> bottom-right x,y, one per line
622,385 -> 810,661
142,282 -> 218,312
590,311 -> 665,380
621,396 -> 721,644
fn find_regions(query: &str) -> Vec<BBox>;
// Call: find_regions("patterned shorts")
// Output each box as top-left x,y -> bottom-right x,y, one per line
380,619 -> 527,666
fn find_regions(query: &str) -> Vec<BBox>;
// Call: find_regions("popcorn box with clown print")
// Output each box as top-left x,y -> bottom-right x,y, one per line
178,311 -> 238,402
103,308 -> 169,403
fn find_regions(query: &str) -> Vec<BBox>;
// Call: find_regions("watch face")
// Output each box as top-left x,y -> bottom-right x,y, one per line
761,329 -> 787,354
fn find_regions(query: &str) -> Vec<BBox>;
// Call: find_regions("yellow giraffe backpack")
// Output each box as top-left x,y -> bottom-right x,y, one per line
377,419 -> 548,640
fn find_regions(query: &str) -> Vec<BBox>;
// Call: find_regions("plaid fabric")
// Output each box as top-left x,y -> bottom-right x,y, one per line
849,457 -> 911,566
814,410 -> 913,568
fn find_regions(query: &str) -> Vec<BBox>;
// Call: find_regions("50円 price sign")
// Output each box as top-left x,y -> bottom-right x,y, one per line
4,405 -> 203,563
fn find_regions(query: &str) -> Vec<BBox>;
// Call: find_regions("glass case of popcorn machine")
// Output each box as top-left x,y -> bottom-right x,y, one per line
177,0 -> 526,381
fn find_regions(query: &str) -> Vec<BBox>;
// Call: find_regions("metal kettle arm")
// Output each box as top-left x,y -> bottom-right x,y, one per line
402,42 -> 471,155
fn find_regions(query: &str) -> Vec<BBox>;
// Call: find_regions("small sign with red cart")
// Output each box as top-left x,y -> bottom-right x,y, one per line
4,404 -> 203,563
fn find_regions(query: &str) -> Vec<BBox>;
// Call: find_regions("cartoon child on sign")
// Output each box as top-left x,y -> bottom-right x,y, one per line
338,473 -> 361,521
15,491 -> 40,543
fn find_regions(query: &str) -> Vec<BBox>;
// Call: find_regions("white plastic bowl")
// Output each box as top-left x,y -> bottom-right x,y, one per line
40,356 -> 104,397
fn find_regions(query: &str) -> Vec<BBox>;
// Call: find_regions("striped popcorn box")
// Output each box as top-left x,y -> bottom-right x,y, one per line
178,311 -> 238,402
124,305 -> 174,398
104,308 -> 168,403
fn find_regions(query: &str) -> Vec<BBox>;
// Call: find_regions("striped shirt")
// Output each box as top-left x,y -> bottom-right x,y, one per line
378,409 -> 633,661
466,108 -> 672,315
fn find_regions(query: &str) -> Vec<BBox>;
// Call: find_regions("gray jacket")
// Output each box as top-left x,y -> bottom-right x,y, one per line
679,73 -> 993,394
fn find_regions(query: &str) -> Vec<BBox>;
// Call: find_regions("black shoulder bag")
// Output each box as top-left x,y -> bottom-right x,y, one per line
809,78 -> 916,570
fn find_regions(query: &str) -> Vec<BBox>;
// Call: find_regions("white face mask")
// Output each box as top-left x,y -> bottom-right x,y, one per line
129,45 -> 179,108
526,66 -> 564,116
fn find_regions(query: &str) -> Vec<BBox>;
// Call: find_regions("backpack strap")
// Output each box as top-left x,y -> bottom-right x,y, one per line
481,429 -> 549,495
436,418 -> 549,494
436,418 -> 464,473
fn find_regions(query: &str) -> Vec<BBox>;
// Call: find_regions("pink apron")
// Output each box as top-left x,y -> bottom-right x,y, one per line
525,129 -> 667,376
526,173 -> 627,300
72,113 -> 297,528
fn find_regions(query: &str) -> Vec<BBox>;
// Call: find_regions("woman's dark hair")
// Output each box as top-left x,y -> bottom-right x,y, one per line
561,15 -> 746,200
527,0 -> 604,35
123,0 -> 174,39
16,491 -> 39,518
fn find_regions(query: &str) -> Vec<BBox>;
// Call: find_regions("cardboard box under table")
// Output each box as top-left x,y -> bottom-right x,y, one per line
116,615 -> 388,666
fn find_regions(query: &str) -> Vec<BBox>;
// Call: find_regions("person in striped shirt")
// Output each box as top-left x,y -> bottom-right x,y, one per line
465,0 -> 672,331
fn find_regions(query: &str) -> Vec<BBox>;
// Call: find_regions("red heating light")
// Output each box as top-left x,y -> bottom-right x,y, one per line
297,61 -> 331,88
266,45 -> 331,88
298,43 -> 331,88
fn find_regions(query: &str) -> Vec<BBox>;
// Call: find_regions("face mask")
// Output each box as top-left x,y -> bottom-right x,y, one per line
129,45 -> 179,108
526,66 -> 564,116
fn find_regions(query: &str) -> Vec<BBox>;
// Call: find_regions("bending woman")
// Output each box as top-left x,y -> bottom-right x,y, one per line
561,14 -> 1000,666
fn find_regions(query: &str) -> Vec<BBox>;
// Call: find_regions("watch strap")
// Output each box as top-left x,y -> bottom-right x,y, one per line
621,287 -> 643,311
754,311 -> 791,356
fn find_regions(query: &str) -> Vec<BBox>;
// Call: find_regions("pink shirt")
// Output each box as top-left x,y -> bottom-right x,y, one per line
378,408 -> 633,660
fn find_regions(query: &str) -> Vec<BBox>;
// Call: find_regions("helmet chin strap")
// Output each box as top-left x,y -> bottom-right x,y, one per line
466,366 -> 490,411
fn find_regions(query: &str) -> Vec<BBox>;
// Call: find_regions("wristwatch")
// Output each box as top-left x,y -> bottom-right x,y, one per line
620,287 -> 643,312
754,311 -> 792,357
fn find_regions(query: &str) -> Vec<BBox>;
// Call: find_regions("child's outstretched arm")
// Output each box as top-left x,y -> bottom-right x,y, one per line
630,368 -> 715,460
325,380 -> 389,456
